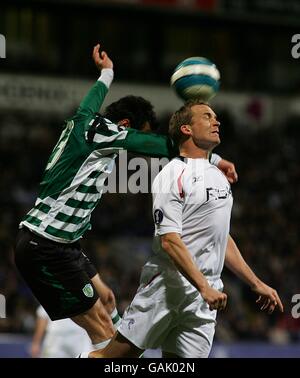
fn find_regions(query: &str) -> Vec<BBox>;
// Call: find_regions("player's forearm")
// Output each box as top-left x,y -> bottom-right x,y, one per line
225,235 -> 261,288
32,318 -> 48,344
123,130 -> 178,158
161,233 -> 209,293
77,68 -> 114,115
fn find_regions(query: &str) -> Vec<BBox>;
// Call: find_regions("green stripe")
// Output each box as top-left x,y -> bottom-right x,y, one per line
41,266 -> 65,290
24,215 -> 42,227
111,313 -> 121,325
45,222 -> 91,241
35,202 -> 51,213
77,184 -> 99,194
38,193 -> 59,201
50,193 -> 60,200
41,266 -> 81,308
55,212 -> 85,225
66,198 -> 98,210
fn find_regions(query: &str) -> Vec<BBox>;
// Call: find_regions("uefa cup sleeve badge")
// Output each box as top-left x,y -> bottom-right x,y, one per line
154,209 -> 164,225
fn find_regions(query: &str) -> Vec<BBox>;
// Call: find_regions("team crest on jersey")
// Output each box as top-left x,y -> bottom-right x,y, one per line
82,284 -> 94,298
206,186 -> 232,202
154,209 -> 164,225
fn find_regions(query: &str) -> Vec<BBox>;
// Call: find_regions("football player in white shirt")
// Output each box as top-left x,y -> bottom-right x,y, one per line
83,101 -> 283,358
31,305 -> 93,358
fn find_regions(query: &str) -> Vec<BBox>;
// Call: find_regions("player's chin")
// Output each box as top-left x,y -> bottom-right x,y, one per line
210,135 -> 221,146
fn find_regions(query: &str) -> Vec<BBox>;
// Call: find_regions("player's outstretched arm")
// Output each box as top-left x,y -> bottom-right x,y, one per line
118,128 -> 178,158
225,235 -> 284,314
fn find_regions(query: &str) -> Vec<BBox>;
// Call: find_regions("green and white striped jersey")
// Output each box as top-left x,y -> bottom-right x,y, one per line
20,70 -> 175,243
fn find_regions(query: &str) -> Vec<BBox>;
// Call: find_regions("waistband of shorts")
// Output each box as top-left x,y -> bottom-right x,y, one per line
20,227 -> 80,248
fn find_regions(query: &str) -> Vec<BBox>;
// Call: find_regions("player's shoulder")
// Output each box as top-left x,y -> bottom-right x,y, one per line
207,159 -> 227,177
157,157 -> 186,178
206,160 -> 231,188
152,157 -> 186,192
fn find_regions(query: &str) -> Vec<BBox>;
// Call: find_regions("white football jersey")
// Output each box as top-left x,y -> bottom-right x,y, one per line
151,156 -> 233,289
36,305 -> 92,358
36,305 -> 90,337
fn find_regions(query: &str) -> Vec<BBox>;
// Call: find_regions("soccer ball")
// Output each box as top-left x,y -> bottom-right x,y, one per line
170,57 -> 220,101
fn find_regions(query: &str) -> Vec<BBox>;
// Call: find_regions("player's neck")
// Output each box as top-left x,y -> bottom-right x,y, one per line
179,144 -> 209,159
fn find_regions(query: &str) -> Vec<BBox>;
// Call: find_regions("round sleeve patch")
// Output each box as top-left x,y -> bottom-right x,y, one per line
154,209 -> 164,225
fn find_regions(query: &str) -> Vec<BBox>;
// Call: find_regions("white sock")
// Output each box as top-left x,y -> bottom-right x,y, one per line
82,308 -> 120,355
93,339 -> 111,350
78,342 -> 110,358
111,308 -> 122,330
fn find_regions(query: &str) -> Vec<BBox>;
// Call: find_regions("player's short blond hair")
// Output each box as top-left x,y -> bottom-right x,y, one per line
169,100 -> 209,146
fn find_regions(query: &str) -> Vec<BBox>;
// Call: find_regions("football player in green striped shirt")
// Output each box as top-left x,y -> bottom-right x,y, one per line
14,43 -> 238,352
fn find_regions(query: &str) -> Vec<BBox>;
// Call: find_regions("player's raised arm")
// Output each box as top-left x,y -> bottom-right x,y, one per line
77,43 -> 114,116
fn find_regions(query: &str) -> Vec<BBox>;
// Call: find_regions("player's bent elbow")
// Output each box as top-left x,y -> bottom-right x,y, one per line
161,237 -> 170,252
160,233 -> 179,252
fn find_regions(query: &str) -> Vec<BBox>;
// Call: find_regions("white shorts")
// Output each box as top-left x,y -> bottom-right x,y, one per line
41,328 -> 93,358
118,265 -> 218,358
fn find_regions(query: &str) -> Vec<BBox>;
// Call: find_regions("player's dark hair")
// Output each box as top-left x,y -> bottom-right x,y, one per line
169,100 -> 209,145
103,96 -> 158,131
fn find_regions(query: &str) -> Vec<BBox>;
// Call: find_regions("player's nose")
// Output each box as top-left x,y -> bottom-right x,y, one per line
214,119 -> 220,127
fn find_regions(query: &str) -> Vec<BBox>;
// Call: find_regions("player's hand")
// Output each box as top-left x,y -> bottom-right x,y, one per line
217,158 -> 238,184
93,43 -> 113,71
252,281 -> 284,314
92,275 -> 116,313
30,341 -> 41,358
201,285 -> 227,311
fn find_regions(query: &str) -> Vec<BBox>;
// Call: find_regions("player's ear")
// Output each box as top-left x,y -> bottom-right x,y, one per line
118,119 -> 130,128
180,124 -> 192,136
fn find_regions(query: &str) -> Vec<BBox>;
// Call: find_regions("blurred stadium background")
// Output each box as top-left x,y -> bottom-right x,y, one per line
1,0 -> 300,358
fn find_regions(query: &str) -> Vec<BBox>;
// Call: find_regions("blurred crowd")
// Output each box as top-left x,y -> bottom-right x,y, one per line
0,109 -> 299,344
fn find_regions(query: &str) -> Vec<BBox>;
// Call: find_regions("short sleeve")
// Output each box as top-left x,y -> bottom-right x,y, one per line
152,165 -> 184,236
36,305 -> 50,320
210,153 -> 222,166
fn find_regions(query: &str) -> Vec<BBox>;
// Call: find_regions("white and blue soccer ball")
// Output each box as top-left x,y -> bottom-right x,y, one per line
170,57 -> 220,101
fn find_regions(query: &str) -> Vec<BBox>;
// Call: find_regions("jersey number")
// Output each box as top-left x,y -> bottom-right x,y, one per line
46,121 -> 74,171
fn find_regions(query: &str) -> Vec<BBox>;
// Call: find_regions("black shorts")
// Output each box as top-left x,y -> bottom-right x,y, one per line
14,228 -> 98,320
